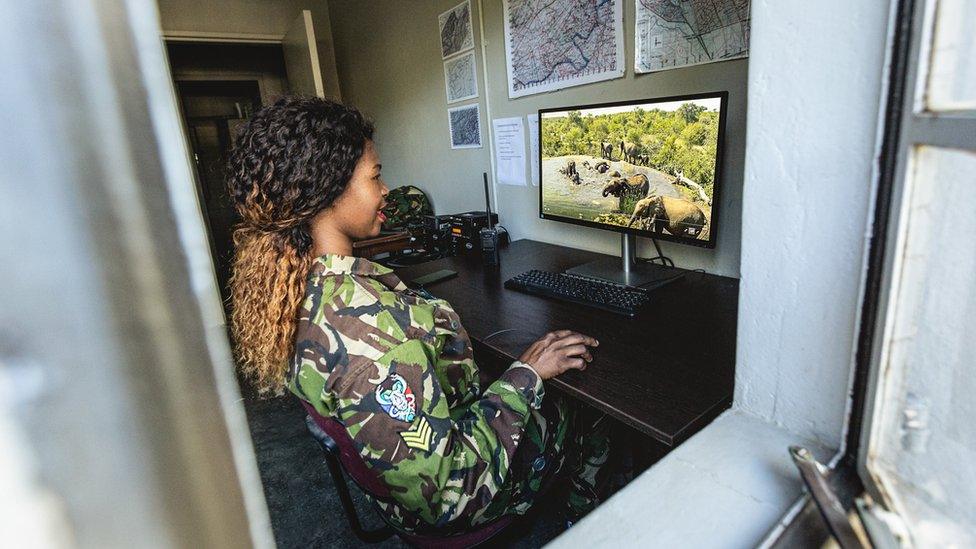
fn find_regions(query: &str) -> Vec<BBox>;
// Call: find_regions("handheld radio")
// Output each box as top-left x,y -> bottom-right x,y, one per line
479,172 -> 500,266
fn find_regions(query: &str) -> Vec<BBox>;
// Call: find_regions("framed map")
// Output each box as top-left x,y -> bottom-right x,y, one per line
448,104 -> 482,149
444,51 -> 479,104
439,0 -> 475,59
635,0 -> 750,73
503,0 -> 624,99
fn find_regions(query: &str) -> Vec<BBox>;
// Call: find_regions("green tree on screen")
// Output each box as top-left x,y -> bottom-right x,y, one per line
540,103 -> 719,200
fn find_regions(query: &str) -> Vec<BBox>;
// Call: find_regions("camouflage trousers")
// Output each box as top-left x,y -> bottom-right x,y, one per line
480,393 -> 612,523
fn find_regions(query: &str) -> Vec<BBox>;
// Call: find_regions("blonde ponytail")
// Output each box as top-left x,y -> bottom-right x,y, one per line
229,227 -> 313,394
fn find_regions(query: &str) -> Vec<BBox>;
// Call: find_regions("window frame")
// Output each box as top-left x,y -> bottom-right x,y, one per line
851,0 -> 976,521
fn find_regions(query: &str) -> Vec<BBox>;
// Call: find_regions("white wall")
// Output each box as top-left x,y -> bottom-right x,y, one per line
327,0 -> 493,216
550,2 -> 893,543
735,0 -> 889,447
329,0 -> 747,276
157,0 -> 342,100
478,0 -> 747,277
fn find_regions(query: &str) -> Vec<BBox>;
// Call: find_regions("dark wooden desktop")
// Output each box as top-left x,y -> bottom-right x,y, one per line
395,239 -> 738,448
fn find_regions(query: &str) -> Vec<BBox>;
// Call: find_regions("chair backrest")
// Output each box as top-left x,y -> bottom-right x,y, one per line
302,399 -> 516,548
300,400 -> 392,499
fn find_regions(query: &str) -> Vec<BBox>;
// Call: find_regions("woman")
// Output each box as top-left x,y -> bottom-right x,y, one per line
227,96 -> 608,534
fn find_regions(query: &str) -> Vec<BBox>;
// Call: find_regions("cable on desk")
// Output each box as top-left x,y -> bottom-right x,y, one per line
482,328 -> 521,342
636,236 -> 675,267
638,254 -> 675,267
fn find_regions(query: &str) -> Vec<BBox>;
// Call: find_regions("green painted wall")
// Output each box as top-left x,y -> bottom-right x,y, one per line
158,0 -> 343,100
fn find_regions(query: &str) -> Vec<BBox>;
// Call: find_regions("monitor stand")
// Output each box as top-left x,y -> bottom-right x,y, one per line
565,234 -> 676,288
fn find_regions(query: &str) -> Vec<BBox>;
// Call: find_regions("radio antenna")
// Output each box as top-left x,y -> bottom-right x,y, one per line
483,172 -> 492,228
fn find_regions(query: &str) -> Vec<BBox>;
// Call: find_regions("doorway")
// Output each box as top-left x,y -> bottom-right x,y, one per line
167,42 -> 289,309
177,79 -> 261,306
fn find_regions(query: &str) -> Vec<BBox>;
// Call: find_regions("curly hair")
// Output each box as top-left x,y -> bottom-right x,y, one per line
226,96 -> 374,394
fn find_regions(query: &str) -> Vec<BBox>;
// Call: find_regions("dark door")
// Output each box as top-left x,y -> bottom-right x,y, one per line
175,80 -> 262,310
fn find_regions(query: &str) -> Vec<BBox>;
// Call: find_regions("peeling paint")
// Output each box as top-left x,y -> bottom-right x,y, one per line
735,0 -> 890,446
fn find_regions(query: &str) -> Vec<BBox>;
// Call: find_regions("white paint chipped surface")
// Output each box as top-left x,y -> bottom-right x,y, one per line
552,0 -> 892,545
735,0 -> 889,447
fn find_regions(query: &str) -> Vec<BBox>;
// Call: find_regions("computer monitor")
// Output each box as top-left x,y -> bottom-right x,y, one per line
537,92 -> 728,286
539,91 -> 728,249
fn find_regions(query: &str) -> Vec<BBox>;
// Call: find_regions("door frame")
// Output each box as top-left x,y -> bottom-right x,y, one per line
164,30 -> 283,44
171,70 -> 276,106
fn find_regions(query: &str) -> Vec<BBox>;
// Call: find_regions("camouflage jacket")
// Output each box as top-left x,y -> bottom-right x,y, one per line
288,255 -> 545,532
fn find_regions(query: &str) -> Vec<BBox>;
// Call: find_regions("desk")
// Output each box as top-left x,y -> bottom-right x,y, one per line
395,240 -> 738,447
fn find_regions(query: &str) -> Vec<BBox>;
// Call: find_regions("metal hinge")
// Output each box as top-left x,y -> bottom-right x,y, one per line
789,446 -> 911,549
855,496 -> 911,549
789,446 -> 869,548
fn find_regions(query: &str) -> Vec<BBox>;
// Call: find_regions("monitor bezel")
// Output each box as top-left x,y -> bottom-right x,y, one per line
537,90 -> 729,249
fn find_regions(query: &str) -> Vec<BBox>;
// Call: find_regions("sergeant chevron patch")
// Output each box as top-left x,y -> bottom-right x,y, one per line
400,415 -> 433,452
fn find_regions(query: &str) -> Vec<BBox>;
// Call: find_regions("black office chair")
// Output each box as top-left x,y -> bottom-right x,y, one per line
302,401 -> 516,548
303,414 -> 394,543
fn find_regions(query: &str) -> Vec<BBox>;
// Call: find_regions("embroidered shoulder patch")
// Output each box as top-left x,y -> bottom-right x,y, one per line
375,373 -> 416,423
400,415 -> 433,452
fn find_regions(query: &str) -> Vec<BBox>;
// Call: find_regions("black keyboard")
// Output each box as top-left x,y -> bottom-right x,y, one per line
504,270 -> 650,317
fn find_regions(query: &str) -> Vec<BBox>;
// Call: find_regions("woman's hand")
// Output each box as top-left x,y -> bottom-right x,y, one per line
518,330 -> 599,380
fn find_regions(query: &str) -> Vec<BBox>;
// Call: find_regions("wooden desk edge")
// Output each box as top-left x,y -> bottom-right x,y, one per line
668,392 -> 735,446
475,336 -> 731,447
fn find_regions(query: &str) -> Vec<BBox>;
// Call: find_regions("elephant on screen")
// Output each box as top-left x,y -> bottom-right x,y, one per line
602,174 -> 649,198
628,194 -> 707,238
561,160 -> 581,184
619,141 -> 642,165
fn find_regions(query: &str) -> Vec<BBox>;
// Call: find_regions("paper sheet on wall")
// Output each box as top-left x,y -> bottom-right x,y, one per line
526,115 -> 539,186
491,117 -> 526,186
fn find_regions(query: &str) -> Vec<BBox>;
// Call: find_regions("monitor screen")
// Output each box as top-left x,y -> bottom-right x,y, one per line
539,92 -> 727,248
